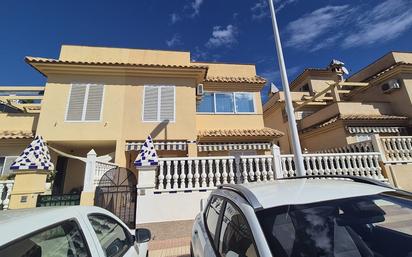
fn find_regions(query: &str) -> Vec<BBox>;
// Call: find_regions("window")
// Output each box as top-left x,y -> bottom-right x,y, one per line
298,83 -> 309,92
197,92 -> 255,114
197,92 -> 214,112
0,156 -> 18,177
205,197 -> 224,242
235,93 -> 254,113
88,214 -> 133,257
0,220 -> 90,257
215,93 -> 234,113
256,193 -> 412,257
219,202 -> 258,257
142,85 -> 175,122
66,84 -> 104,122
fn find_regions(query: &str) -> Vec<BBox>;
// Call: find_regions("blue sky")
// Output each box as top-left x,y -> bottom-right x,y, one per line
1,0 -> 411,102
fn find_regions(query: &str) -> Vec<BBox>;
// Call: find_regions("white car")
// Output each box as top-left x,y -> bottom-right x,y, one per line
191,175 -> 412,257
0,206 -> 151,257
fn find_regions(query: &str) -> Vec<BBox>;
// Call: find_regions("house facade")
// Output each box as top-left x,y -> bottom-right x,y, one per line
264,51 -> 412,153
0,45 -> 283,194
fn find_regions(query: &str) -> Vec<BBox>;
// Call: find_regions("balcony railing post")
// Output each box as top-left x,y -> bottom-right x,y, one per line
271,144 -> 283,179
371,134 -> 387,162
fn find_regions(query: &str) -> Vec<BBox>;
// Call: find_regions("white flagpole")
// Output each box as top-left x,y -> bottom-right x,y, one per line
267,0 -> 305,176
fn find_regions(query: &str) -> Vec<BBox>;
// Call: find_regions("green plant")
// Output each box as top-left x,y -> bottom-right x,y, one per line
46,170 -> 56,183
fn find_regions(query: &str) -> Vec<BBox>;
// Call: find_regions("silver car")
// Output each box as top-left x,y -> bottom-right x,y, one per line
191,176 -> 412,257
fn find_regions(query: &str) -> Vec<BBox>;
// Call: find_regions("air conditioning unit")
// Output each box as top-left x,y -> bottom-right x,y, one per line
381,79 -> 401,94
196,84 -> 204,96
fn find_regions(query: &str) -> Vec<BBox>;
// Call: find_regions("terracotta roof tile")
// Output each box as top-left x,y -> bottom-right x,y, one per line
25,56 -> 209,70
198,128 -> 284,138
0,131 -> 34,139
205,75 -> 266,84
315,114 -> 408,129
366,62 -> 412,82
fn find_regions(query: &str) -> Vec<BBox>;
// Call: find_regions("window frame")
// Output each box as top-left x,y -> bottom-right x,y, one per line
64,83 -> 105,123
0,218 -> 92,257
197,91 -> 256,115
87,213 -> 134,257
142,85 -> 176,123
0,156 -> 19,177
204,196 -> 226,254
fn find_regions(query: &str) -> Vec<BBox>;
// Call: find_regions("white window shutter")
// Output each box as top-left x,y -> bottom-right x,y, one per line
160,86 -> 175,121
85,84 -> 104,121
143,86 -> 159,121
66,84 -> 87,121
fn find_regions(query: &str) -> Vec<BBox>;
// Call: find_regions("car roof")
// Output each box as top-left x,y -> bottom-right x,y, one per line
219,178 -> 395,210
0,206 -> 111,246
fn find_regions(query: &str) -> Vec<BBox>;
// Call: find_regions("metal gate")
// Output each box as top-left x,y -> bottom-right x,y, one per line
94,167 -> 137,228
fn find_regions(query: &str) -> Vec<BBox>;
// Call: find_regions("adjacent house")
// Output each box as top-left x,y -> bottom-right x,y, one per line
0,45 -> 283,194
264,51 -> 412,153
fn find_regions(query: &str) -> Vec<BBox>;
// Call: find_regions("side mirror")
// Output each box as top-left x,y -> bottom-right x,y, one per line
135,228 -> 151,243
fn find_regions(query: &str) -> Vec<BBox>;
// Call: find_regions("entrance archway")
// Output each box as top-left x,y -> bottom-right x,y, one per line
94,167 -> 137,228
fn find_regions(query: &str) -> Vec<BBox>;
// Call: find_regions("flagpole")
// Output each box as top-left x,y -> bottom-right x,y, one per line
267,0 -> 305,176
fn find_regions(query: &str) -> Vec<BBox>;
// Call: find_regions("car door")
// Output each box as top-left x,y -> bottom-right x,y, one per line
86,214 -> 138,257
193,196 -> 225,257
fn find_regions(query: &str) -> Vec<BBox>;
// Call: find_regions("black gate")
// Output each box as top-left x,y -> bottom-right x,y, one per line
94,167 -> 137,228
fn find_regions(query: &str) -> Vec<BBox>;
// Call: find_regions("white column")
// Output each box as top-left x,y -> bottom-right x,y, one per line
83,149 -> 97,192
271,145 -> 284,179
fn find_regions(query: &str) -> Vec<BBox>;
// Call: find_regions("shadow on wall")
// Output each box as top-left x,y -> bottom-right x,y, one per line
150,120 -> 170,140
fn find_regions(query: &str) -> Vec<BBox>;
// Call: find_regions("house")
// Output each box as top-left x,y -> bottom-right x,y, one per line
0,45 -> 283,194
0,86 -> 43,178
264,51 -> 412,153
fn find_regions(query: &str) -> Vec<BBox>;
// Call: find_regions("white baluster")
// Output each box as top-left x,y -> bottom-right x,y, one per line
261,158 -> 268,181
201,160 -> 207,188
324,156 -> 331,175
215,159 -> 221,186
173,160 -> 179,189
194,160 -> 200,188
207,159 -> 214,187
228,159 -> 235,184
3,182 -> 13,210
255,158 -> 261,182
339,156 -> 347,176
317,156 -> 324,175
235,158 -> 241,183
363,155 -> 372,178
267,157 -> 274,181
281,157 -> 287,176
165,161 -> 172,189
221,159 -> 228,184
248,158 -> 255,181
158,161 -> 165,190
304,157 -> 312,176
242,158 -> 249,183
311,156 -> 318,176
187,160 -> 193,189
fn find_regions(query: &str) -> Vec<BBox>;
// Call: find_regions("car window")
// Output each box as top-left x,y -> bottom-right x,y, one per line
205,196 -> 224,241
88,214 -> 132,257
0,220 -> 90,257
219,202 -> 258,257
256,192 -> 412,257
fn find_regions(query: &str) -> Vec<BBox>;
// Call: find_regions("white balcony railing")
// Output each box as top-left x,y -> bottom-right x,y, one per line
380,136 -> 412,163
155,151 -> 385,191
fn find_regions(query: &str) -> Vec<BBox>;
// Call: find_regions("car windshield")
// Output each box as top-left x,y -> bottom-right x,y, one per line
256,192 -> 412,257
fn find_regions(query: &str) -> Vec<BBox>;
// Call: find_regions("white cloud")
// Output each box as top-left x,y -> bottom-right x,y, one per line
170,13 -> 180,24
284,0 -> 412,51
342,0 -> 412,48
285,5 -> 352,48
205,25 -> 238,48
190,0 -> 204,17
166,34 -> 182,47
251,0 -> 298,20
